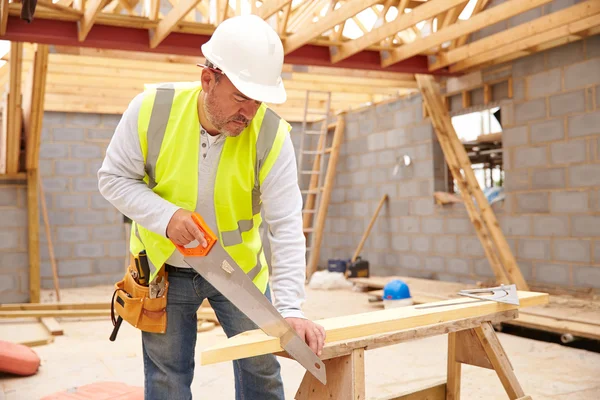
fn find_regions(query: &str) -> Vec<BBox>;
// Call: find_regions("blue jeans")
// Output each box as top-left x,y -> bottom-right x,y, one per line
141,265 -> 285,400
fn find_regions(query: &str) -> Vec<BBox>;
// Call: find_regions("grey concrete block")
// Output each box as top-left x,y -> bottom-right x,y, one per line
515,192 -> 549,213
533,215 -> 569,237
358,116 -> 376,135
67,112 -> 102,126
378,150 -> 396,166
509,5 -> 542,27
353,202 -> 369,217
548,0 -> 578,13
569,164 -> 600,187
40,143 -> 69,159
386,127 -> 409,148
40,243 -> 71,261
41,177 -> 69,192
515,99 -> 547,123
394,108 -> 415,126
536,263 -> 570,285
0,252 -> 28,268
410,123 -> 434,143
421,218 -> 444,234
550,90 -> 586,117
378,183 -> 397,199
412,236 -> 432,253
597,85 -> 600,111
414,160 -> 434,179
474,258 -> 495,278
518,239 -> 550,260
359,153 -> 376,168
0,231 -> 20,250
398,180 -> 419,198
332,218 -> 348,233
400,254 -> 421,270
500,216 -> 531,236
377,113 -> 396,132
571,215 -> 600,237
410,198 -> 434,216
56,160 -> 86,176
52,127 -> 85,141
0,274 -> 18,293
547,41 -> 585,70
335,172 -> 351,187
423,256 -> 445,272
74,177 -> 101,192
95,258 -> 126,274
502,126 -> 528,147
398,217 -> 419,233
345,155 -> 359,171
445,218 -> 473,235
91,193 -> 116,210
390,199 -> 409,216
108,241 -> 127,258
550,140 -> 587,164
564,59 -> 600,90
459,236 -> 484,257
74,243 -> 105,258
348,219 -> 364,234
551,191 -> 589,213
512,78 -> 526,101
587,34 -> 600,59
101,114 -> 122,129
531,167 -> 566,189
434,236 -> 457,254
573,266 -> 600,289
0,187 -> 19,206
504,170 -> 530,191
351,170 -> 369,186
568,111 -> 600,138
57,226 -> 89,243
373,234 -> 389,250
367,132 -> 386,151
344,121 -> 359,141
527,69 -> 561,99
554,239 -> 591,262
331,188 -> 344,203
392,235 -> 410,251
39,160 -> 54,177
43,111 -> 66,125
0,209 -> 26,228
45,211 -> 72,226
58,259 -> 93,276
54,194 -> 88,209
447,258 -> 470,275
530,119 -> 564,144
512,52 -> 546,78
72,144 -> 103,159
514,146 -> 547,168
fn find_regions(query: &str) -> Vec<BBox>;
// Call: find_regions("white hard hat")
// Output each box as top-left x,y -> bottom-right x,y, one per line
200,14 -> 287,104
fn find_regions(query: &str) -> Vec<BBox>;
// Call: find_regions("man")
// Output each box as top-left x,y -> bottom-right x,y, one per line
98,14 -> 325,400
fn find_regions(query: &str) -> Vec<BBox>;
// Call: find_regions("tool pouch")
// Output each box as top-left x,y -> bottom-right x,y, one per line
111,263 -> 169,334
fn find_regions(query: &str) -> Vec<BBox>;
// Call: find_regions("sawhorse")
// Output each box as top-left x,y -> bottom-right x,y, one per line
289,310 -> 532,400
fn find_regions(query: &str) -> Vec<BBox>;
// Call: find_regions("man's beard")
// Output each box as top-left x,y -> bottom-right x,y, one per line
203,94 -> 249,137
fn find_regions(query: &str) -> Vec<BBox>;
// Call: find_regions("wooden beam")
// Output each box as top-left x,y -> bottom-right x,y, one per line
451,13 -> 600,72
78,0 -> 108,41
332,0 -> 465,64
382,0 -> 554,67
389,383 -> 446,400
278,1 -> 291,35
257,0 -> 292,19
5,42 -> 23,175
37,0 -> 84,16
431,0 -> 600,71
23,44 -> 49,170
451,0 -> 488,49
150,0 -> 201,48
283,0 -> 380,54
27,168 -> 40,303
200,291 -> 548,365
0,0 -> 8,35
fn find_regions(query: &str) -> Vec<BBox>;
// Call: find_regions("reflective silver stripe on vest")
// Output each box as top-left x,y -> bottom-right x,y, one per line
220,108 -> 281,246
145,84 -> 175,189
246,244 -> 264,281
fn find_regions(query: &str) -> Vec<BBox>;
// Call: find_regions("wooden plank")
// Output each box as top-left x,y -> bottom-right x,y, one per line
40,317 -> 64,336
6,42 -> 23,175
39,175 -> 61,301
200,292 -> 548,365
387,382 -> 446,400
258,0 -> 293,19
417,74 -> 528,289
0,0 -> 8,35
0,320 -> 54,347
37,0 -> 84,16
351,194 -> 388,263
283,0 -> 380,54
332,0 -> 465,64
474,322 -> 525,398
446,332 -> 461,400
27,168 -> 40,303
150,0 -> 200,48
430,0 -> 600,71
23,44 -> 49,170
451,0 -> 488,49
508,313 -> 600,341
78,0 -> 108,41
450,12 -> 600,72
454,328 -> 493,369
383,0 -> 554,67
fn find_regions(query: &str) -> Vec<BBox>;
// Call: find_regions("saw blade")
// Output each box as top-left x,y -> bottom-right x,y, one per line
182,242 -> 327,385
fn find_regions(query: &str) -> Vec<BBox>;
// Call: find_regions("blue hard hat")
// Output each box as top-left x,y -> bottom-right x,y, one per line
383,280 -> 411,300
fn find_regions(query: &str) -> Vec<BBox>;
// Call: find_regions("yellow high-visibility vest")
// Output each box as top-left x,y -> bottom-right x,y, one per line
129,81 -> 289,293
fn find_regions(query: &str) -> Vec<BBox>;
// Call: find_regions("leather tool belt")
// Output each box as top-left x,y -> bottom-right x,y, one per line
110,252 -> 169,336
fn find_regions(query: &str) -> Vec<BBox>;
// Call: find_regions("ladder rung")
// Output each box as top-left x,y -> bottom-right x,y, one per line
305,130 -> 325,135
301,170 -> 321,174
301,150 -> 326,155
325,147 -> 332,153
301,189 -> 322,194
303,228 -> 314,233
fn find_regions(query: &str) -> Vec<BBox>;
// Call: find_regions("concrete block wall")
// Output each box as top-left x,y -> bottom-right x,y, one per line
316,35 -> 600,293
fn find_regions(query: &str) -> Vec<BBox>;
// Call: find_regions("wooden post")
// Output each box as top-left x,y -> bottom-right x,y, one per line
39,176 -> 60,301
351,193 -> 388,263
446,332 -> 461,399
6,42 -> 23,174
27,168 -> 40,303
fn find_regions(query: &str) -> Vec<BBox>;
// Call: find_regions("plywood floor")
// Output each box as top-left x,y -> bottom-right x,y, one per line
1,284 -> 600,400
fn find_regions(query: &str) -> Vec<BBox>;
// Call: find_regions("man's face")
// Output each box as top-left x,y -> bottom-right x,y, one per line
201,69 -> 262,137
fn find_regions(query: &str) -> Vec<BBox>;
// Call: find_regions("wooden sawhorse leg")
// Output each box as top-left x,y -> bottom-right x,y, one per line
447,321 -> 529,399
295,348 -> 365,400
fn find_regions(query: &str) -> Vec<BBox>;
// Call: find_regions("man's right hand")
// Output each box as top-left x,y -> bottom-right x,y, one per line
166,209 -> 208,248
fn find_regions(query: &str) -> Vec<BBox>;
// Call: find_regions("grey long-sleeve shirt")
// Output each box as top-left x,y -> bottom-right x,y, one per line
97,91 -> 307,319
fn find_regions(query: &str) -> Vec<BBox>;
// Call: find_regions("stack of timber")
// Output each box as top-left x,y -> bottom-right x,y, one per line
350,275 -> 600,342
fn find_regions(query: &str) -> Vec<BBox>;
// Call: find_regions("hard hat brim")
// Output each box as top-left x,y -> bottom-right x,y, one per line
226,71 -> 287,105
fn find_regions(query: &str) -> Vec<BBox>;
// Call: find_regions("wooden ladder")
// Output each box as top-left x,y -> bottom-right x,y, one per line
296,90 -> 345,282
416,74 -> 529,290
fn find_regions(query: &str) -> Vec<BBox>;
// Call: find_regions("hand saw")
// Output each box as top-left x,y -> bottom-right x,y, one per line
173,212 -> 327,385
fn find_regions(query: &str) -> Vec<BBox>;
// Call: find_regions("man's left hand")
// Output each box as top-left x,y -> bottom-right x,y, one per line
285,317 -> 326,357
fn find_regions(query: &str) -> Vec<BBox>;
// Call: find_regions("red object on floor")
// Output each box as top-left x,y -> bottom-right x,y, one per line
0,340 -> 41,376
41,382 -> 144,400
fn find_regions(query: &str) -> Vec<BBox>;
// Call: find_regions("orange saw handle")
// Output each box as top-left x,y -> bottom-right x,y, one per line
173,212 -> 218,257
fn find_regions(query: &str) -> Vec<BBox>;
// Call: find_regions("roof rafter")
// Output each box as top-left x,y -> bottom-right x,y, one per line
78,0 -> 108,41
257,0 -> 293,19
150,0 -> 201,48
